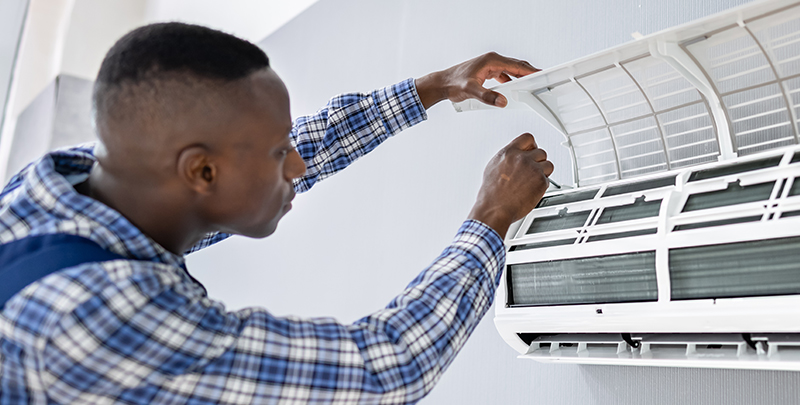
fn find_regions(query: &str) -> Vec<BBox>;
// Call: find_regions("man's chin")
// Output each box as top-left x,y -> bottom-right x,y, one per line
237,221 -> 279,239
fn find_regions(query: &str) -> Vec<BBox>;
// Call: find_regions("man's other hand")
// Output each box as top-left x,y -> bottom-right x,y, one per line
469,133 -> 554,237
415,52 -> 539,109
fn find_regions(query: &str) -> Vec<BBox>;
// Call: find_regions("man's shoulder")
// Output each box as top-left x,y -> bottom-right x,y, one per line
2,258 -> 198,343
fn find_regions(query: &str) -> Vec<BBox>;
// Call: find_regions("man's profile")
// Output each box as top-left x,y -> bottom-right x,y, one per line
0,23 -> 553,404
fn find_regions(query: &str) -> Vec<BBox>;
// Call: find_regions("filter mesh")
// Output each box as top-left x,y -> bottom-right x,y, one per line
570,128 -> 619,185
752,13 -> 800,78
790,178 -> 800,196
585,228 -> 657,242
687,27 -> 776,94
509,238 -> 577,252
723,84 -> 795,155
578,67 -> 651,124
657,102 -> 720,167
783,77 -> 800,132
682,180 -> 776,212
688,156 -> 782,182
602,175 -> 676,197
624,57 -> 702,111
610,117 -> 668,177
508,252 -> 658,306
527,210 -> 592,234
539,81 -> 606,133
672,215 -> 762,231
670,237 -> 800,299
596,198 -> 662,224
537,189 -> 599,208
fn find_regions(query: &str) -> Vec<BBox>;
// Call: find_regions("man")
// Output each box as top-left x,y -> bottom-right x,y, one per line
0,23 -> 553,404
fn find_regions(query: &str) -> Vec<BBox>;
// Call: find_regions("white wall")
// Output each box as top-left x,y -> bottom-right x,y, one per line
59,0 -> 321,81
142,0 -> 319,43
60,0 -> 147,80
184,0 -> 800,404
0,0 -> 75,182
0,0 -> 28,131
0,0 -> 320,180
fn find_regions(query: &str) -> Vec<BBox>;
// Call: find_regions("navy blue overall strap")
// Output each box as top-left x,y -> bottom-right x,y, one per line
0,233 -> 125,308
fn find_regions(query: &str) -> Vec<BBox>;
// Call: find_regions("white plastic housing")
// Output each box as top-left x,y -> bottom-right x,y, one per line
455,0 -> 800,371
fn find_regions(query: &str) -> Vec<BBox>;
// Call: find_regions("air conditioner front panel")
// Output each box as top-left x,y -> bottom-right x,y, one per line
454,0 -> 800,370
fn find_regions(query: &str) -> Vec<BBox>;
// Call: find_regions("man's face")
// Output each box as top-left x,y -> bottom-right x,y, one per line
204,69 -> 306,238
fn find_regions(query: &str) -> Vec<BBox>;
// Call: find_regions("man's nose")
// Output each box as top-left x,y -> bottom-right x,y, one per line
286,148 -> 306,180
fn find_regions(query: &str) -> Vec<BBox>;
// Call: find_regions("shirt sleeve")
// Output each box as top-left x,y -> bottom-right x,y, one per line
291,78 -> 427,193
185,78 -> 427,255
42,220 -> 505,404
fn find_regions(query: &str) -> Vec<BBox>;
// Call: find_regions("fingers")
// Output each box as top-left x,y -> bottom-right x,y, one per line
509,133 -> 538,151
496,72 -> 513,83
466,81 -> 508,107
481,52 -> 540,78
530,148 -> 548,162
541,159 -> 555,177
509,133 -> 553,176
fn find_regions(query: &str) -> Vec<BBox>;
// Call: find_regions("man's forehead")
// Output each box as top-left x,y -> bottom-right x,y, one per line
246,69 -> 289,103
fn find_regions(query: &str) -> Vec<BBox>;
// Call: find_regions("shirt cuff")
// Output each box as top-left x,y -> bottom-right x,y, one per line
449,219 -> 507,287
372,78 -> 427,136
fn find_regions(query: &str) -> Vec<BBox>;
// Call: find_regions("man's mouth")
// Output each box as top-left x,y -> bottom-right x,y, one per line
284,192 -> 296,210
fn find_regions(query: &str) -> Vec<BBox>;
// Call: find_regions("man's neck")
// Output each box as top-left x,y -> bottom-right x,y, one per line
75,166 -> 204,256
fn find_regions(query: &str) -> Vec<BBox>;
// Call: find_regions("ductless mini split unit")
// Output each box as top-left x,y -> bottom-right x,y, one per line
455,0 -> 800,371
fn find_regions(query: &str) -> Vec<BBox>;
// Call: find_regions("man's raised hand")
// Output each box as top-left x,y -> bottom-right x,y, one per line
415,52 -> 539,109
468,133 -> 554,237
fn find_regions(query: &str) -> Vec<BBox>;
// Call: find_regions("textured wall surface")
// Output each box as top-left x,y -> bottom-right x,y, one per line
166,0 -> 800,403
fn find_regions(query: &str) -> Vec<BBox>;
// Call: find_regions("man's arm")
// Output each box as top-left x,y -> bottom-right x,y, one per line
290,79 -> 426,193
41,221 -> 502,404
187,52 -> 538,253
42,132 -> 553,404
293,52 -> 539,193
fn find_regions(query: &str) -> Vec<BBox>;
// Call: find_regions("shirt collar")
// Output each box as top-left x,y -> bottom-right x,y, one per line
25,147 -> 186,269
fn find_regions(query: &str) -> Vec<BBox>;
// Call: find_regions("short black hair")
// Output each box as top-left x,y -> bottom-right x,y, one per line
96,22 -> 269,86
94,23 -> 270,126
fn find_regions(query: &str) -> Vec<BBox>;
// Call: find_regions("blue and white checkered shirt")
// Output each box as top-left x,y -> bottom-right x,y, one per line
0,79 -> 506,404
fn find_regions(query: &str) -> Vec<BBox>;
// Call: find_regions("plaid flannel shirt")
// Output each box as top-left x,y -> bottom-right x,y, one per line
0,79 -> 506,404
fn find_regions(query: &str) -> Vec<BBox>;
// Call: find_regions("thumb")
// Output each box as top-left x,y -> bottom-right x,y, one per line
466,81 -> 508,107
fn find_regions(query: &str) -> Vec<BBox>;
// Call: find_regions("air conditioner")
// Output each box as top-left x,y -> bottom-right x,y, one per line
454,0 -> 800,370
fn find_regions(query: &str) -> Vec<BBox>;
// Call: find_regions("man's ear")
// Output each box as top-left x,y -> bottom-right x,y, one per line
177,145 -> 217,195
